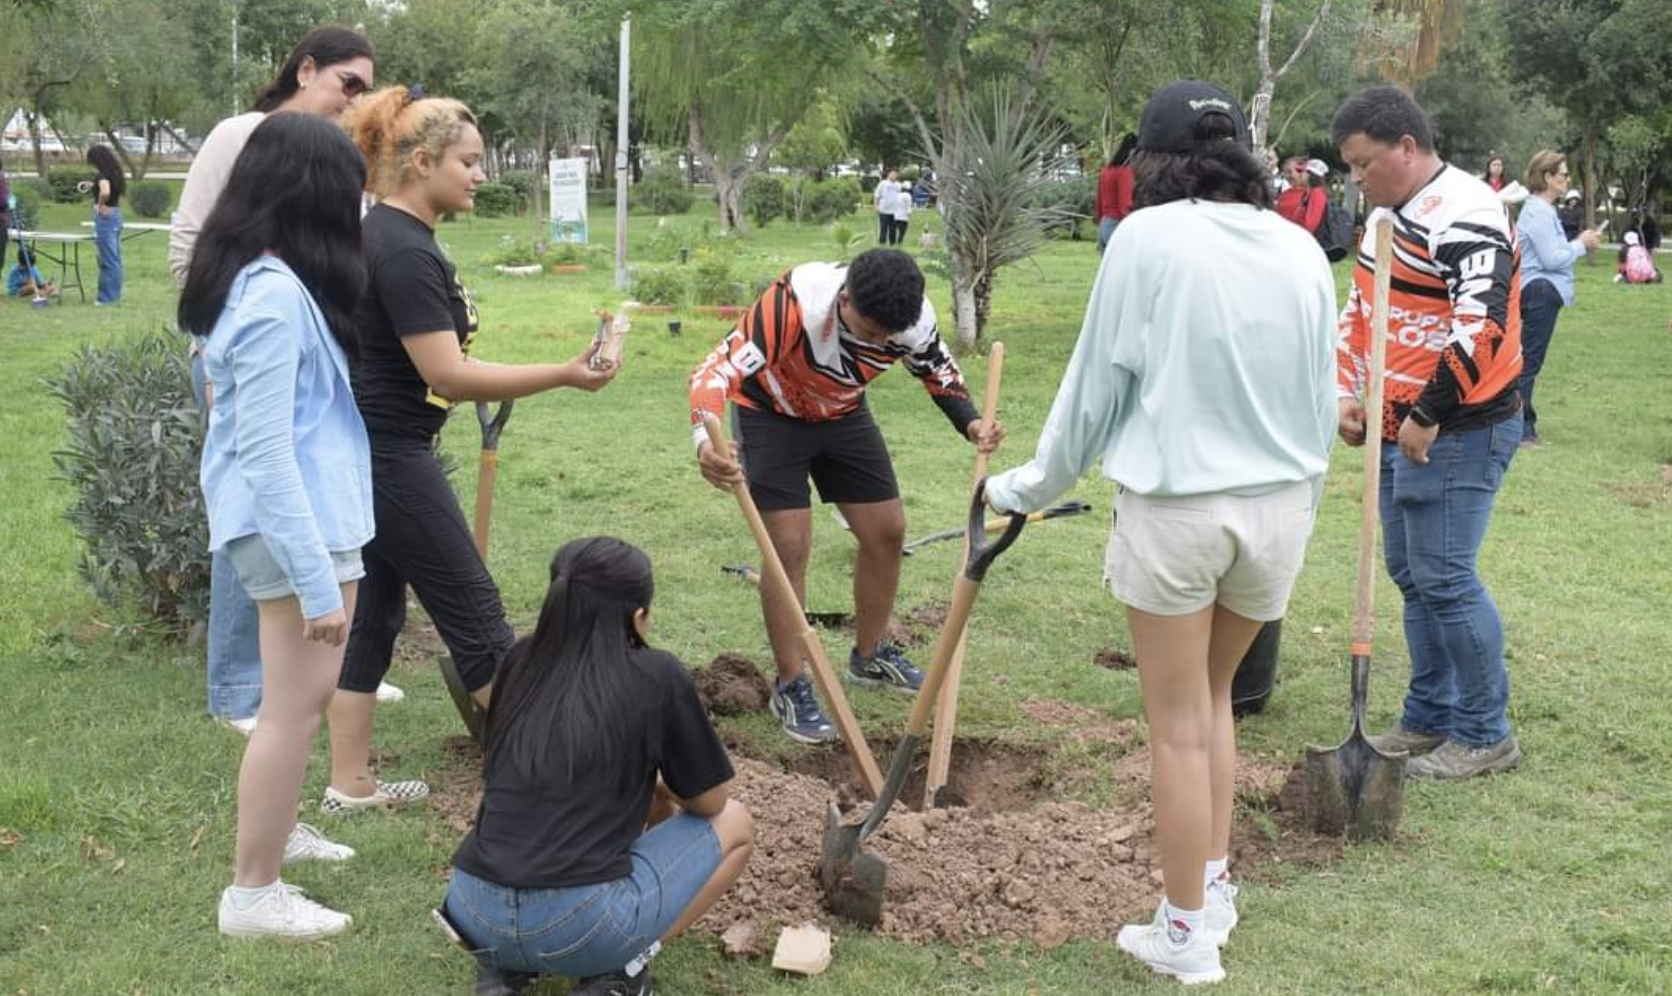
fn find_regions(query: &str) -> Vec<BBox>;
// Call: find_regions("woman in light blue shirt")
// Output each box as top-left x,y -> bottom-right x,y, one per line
1516,150 -> 1600,447
987,82 -> 1337,985
178,112 -> 373,940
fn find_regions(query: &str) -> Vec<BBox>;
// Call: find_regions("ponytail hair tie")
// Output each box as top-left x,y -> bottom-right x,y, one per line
403,84 -> 427,106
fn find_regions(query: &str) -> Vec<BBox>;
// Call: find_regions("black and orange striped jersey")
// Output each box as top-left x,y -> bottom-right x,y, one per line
1337,165 -> 1522,442
689,262 -> 977,445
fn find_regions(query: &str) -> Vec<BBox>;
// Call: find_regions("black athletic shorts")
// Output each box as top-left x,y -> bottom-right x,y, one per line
734,403 -> 899,511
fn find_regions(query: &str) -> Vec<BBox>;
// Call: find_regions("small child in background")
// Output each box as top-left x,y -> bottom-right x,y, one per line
7,245 -> 57,305
1617,231 -> 1663,284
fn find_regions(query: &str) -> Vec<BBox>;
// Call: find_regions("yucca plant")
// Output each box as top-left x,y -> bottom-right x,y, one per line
936,90 -> 1072,350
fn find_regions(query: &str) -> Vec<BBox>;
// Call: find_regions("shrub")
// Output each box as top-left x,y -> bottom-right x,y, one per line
829,223 -> 866,261
499,169 -> 538,209
48,329 -> 209,634
10,181 -> 45,228
47,165 -> 98,204
898,166 -> 921,183
1028,175 -> 1097,239
472,181 -> 518,217
636,168 -> 695,216
481,237 -> 543,267
630,265 -> 686,305
803,177 -> 862,225
742,174 -> 786,229
689,253 -> 744,305
128,181 -> 171,219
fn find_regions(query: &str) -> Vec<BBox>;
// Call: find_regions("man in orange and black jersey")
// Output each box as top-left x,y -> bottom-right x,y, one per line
1332,87 -> 1524,782
690,249 -> 1003,746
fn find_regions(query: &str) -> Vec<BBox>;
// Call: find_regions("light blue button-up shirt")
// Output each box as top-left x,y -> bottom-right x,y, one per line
198,256 -> 374,619
987,201 -> 1338,511
1518,195 -> 1588,307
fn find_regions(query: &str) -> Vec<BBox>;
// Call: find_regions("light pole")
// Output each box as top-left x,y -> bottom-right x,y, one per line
614,14 -> 630,291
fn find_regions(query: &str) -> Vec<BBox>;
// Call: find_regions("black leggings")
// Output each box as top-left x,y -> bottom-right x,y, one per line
339,438 -> 513,694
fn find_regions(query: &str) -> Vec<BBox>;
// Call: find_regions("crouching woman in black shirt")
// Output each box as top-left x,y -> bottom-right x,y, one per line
443,537 -> 754,996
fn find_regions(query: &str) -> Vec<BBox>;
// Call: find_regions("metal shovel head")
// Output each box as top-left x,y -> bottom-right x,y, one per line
819,803 -> 889,926
1303,729 -> 1406,841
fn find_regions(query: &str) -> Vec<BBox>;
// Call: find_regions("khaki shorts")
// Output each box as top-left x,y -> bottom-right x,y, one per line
1105,480 -> 1316,621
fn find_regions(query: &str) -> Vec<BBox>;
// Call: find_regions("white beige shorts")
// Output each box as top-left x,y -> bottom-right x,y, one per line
1105,480 -> 1317,621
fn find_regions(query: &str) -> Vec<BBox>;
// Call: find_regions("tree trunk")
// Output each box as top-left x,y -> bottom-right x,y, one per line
159,122 -> 198,156
973,271 -> 994,339
1583,112 -> 1598,265
712,161 -> 746,233
951,267 -> 979,352
535,115 -> 549,245
102,124 -> 137,178
28,109 -> 47,178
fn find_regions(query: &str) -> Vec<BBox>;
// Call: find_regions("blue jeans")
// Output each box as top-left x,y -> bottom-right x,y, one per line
93,207 -> 123,304
1379,415 -> 1520,746
191,352 -> 263,720
1097,217 -> 1118,252
445,812 -> 721,978
1517,279 -> 1563,442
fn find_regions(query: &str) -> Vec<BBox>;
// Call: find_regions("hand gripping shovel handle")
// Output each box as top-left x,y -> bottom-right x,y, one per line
857,481 -> 1025,840
702,415 -> 885,797
472,401 -> 514,560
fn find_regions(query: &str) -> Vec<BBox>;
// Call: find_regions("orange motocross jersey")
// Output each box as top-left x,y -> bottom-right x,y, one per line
1337,165 -> 1523,442
688,262 -> 976,444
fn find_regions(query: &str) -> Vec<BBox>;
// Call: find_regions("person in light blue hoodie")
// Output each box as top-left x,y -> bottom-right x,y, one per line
178,112 -> 374,941
986,81 -> 1338,985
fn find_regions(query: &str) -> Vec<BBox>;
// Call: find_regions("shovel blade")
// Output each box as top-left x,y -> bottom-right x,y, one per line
1303,732 -> 1406,841
818,803 -> 889,926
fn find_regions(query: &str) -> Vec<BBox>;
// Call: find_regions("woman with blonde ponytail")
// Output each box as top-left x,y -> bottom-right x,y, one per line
322,87 -> 619,817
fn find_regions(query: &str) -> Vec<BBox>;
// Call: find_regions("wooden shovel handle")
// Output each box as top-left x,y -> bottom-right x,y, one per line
1354,219 -> 1394,649
702,415 -> 884,797
927,342 -> 1005,799
473,452 -> 498,560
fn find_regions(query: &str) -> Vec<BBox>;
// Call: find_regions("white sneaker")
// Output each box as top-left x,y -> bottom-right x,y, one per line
218,715 -> 258,736
1117,903 -> 1226,985
218,881 -> 352,939
283,823 -> 355,864
320,780 -> 430,814
1205,879 -> 1239,947
375,682 -> 405,704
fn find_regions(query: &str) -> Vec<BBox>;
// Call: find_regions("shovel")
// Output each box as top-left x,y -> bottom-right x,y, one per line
703,415 -> 885,798
819,481 -> 1026,925
442,400 -> 514,743
719,565 -> 853,629
902,500 -> 1089,557
1303,216 -> 1407,840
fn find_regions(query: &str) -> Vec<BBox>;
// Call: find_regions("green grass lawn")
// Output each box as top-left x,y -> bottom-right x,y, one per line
2,196 -> 1670,995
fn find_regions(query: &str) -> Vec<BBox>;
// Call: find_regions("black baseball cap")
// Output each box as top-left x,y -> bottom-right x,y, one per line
1136,81 -> 1251,153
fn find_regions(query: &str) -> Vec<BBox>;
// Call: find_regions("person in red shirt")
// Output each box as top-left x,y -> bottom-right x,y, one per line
1275,158 -> 1329,234
1095,133 -> 1137,253
1482,154 -> 1507,193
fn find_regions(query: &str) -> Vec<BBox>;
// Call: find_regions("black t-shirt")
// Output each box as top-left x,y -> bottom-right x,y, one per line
451,644 -> 736,890
352,204 -> 479,440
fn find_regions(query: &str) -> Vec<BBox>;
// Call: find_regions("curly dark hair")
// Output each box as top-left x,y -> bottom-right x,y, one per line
845,249 -> 924,332
1131,113 -> 1272,211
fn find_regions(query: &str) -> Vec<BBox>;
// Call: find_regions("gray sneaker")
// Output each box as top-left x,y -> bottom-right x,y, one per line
1406,737 -> 1521,781
1365,724 -> 1445,757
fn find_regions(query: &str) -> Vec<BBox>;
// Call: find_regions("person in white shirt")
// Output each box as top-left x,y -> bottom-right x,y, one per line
987,80 -> 1337,986
890,179 -> 913,244
873,169 -> 901,244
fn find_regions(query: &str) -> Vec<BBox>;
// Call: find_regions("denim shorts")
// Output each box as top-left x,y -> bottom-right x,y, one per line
224,534 -> 365,602
444,812 -> 722,978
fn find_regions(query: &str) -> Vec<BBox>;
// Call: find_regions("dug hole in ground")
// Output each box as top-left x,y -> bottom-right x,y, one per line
430,641 -> 1338,955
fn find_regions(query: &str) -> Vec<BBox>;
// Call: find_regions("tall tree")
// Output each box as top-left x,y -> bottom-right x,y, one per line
1248,0 -> 1334,155
630,0 -> 869,232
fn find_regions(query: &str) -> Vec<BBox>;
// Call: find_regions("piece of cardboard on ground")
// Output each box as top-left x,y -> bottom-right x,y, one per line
771,922 -> 832,976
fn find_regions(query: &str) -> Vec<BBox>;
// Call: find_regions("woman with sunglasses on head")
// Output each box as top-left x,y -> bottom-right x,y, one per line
180,111 -> 374,939
322,86 -> 618,816
171,28 -> 396,767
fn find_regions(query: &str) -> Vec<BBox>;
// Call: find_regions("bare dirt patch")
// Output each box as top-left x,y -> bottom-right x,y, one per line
1093,646 -> 1137,670
692,654 -> 774,716
429,698 -> 1338,951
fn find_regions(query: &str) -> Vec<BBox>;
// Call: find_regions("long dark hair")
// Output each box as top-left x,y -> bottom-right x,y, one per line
252,26 -> 374,113
485,537 -> 656,785
85,144 -> 125,201
1131,113 -> 1272,210
177,113 -> 365,353
1109,132 -> 1138,169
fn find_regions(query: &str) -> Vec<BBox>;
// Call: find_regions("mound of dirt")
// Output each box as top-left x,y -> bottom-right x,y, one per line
430,703 -> 1338,950
693,654 -> 774,716
1094,646 -> 1137,670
